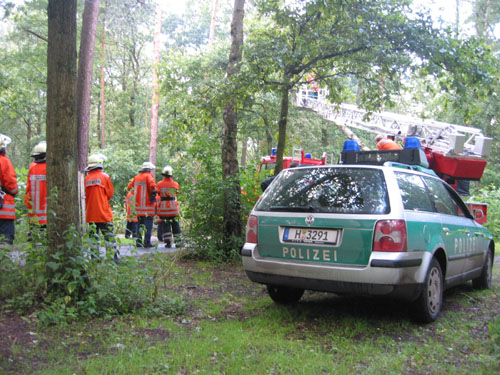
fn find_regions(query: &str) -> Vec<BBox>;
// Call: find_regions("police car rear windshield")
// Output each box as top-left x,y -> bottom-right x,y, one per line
255,167 -> 390,214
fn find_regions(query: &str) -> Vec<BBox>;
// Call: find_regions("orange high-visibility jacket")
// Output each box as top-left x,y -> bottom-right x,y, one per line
377,138 -> 402,151
85,169 -> 114,223
155,195 -> 162,223
24,161 -> 47,224
0,153 -> 18,220
125,191 -> 138,223
156,177 -> 180,217
127,171 -> 156,216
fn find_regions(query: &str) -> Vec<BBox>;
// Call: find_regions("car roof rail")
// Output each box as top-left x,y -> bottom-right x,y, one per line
385,161 -> 438,176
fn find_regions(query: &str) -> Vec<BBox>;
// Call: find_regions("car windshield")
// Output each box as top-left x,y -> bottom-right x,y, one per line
255,167 -> 390,214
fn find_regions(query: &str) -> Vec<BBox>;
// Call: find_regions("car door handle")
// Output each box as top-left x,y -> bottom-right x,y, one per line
442,227 -> 450,234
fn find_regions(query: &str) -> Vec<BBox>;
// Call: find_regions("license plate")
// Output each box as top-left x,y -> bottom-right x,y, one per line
282,227 -> 340,245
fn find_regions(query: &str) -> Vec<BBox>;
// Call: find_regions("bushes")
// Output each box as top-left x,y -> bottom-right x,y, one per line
0,229 -> 186,326
470,186 -> 500,242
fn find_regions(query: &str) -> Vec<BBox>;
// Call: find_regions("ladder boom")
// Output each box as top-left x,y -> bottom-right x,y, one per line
292,90 -> 491,158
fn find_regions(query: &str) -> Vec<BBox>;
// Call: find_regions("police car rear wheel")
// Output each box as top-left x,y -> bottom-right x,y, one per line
472,249 -> 493,290
266,285 -> 304,304
413,258 -> 443,323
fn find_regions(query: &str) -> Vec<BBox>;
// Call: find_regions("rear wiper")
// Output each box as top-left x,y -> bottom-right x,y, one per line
270,206 -> 316,212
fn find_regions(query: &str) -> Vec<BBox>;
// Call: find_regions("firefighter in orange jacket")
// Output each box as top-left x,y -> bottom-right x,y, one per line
127,162 -> 157,248
156,165 -> 181,248
0,135 -> 18,245
85,153 -> 118,260
24,142 -> 47,237
375,134 -> 402,151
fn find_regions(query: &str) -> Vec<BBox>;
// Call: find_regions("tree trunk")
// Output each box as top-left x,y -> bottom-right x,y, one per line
274,80 -> 290,175
99,8 -> 106,149
240,138 -> 247,167
149,0 -> 162,166
221,0 -> 245,254
77,0 -> 100,172
208,0 -> 219,49
46,0 -> 80,284
264,117 -> 273,155
334,121 -> 370,151
25,119 -> 32,147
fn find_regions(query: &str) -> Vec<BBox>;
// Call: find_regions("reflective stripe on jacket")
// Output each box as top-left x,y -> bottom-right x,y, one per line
156,177 -> 180,217
0,153 -> 18,220
85,169 -> 114,223
125,192 -> 138,223
127,171 -> 156,216
24,161 -> 47,224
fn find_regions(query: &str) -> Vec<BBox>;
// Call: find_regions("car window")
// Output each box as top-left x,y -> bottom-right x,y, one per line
395,172 -> 434,212
255,167 -> 390,214
423,177 -> 467,217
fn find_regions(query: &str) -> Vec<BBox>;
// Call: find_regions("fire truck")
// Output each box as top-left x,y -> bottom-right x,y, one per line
258,147 -> 331,177
290,88 -> 492,223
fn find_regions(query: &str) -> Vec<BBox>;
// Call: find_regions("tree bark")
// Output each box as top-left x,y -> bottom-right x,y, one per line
77,0 -> 100,172
264,117 -> 273,155
46,0 -> 80,279
222,0 -> 245,253
208,0 -> 219,49
240,138 -> 247,167
149,0 -> 162,166
99,7 -> 106,149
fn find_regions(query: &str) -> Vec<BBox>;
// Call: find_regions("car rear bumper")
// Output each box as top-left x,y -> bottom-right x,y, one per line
241,242 -> 433,299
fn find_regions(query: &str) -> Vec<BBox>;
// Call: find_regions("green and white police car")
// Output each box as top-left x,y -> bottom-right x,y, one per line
241,146 -> 494,323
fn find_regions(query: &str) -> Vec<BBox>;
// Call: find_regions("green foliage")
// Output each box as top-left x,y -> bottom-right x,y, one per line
0,0 -> 48,167
0,221 -> 188,326
489,315 -> 500,357
469,185 -> 500,241
175,133 -> 227,261
162,0 -> 233,53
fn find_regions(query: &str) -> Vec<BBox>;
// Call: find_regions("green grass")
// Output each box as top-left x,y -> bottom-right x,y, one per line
2,258 -> 499,375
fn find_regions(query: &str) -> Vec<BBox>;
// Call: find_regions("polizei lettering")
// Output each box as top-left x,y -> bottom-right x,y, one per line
282,246 -> 337,262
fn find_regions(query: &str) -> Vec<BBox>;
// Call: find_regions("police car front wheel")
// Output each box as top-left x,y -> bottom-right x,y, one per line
472,249 -> 493,290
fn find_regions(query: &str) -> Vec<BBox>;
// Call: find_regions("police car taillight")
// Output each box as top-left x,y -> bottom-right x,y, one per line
246,215 -> 258,243
373,220 -> 407,252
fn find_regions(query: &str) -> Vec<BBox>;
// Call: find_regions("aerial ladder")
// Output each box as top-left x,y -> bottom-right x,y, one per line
292,87 -> 492,223
292,88 -> 492,183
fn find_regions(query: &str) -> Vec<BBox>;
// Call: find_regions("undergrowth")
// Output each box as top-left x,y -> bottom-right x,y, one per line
0,226 -> 186,326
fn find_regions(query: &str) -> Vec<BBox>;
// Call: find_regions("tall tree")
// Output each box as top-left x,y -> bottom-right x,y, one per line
0,0 -> 48,166
472,0 -> 500,42
77,0 -> 100,172
149,0 -> 162,166
221,0 -> 245,252
246,0 -> 494,174
99,3 -> 106,149
46,0 -> 80,286
208,0 -> 219,48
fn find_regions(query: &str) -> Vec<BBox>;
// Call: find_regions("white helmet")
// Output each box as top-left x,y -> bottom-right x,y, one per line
141,161 -> 155,171
87,153 -> 106,170
0,134 -> 12,149
162,165 -> 173,176
31,141 -> 47,157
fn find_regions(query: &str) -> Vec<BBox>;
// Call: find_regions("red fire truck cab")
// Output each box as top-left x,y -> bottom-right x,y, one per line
258,147 -> 329,177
